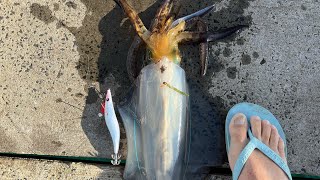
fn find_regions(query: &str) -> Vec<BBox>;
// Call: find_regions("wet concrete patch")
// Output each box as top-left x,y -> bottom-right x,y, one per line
260,58 -> 266,65
236,37 -> 245,45
223,47 -> 232,57
252,51 -> 259,58
66,1 -> 77,9
30,3 -> 55,24
53,3 -> 59,11
241,53 -> 251,65
226,67 -> 237,79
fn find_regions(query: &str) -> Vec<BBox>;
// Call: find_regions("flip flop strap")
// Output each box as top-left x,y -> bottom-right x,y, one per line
232,130 -> 292,180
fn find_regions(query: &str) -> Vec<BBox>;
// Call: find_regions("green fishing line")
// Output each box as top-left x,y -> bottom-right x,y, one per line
163,82 -> 189,96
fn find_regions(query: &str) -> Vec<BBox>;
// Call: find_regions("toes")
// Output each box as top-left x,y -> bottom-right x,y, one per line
228,113 -> 248,170
250,116 -> 262,140
261,120 -> 272,145
269,125 -> 280,152
278,138 -> 287,163
229,113 -> 248,143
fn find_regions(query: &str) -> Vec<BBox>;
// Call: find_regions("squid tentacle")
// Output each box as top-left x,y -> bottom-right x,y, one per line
207,25 -> 249,41
127,36 -> 145,82
113,0 -> 150,42
176,25 -> 248,43
170,4 -> 215,29
152,0 -> 174,33
197,19 -> 209,76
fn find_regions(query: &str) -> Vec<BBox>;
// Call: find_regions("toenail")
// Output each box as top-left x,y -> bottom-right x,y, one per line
251,116 -> 260,120
234,114 -> 246,125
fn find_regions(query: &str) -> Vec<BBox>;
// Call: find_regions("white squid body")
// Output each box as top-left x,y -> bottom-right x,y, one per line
104,89 -> 121,164
119,58 -> 189,179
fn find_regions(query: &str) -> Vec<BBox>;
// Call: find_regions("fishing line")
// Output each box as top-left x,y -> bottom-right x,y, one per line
162,81 -> 189,96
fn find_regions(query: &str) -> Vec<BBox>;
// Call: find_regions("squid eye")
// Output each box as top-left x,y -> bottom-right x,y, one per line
106,98 -> 109,101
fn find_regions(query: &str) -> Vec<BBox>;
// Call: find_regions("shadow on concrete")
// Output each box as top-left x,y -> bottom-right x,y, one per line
70,0 -> 252,178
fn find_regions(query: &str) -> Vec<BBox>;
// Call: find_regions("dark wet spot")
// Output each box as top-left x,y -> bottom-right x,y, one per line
214,49 -> 221,56
243,94 -> 247,101
0,16 -> 3,21
212,62 -> 225,73
57,71 -> 63,78
55,98 -> 63,103
66,1 -> 77,9
67,88 -> 72,92
252,52 -> 259,58
53,3 -> 59,11
241,54 -> 251,65
301,5 -> 307,10
227,67 -> 237,79
75,93 -> 84,98
56,21 -> 66,29
260,58 -> 266,65
229,101 -> 236,106
30,3 -> 55,24
51,140 -> 63,147
86,87 -> 99,104
301,168 -> 306,173
236,37 -> 245,45
223,47 -> 232,57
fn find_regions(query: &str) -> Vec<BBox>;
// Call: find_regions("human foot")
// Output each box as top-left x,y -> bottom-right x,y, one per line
228,113 -> 289,180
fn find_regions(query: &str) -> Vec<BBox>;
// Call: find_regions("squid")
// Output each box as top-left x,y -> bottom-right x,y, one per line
105,0 -> 246,179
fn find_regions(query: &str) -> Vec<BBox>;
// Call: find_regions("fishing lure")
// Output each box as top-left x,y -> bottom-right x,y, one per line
101,89 -> 121,165
111,0 -> 246,179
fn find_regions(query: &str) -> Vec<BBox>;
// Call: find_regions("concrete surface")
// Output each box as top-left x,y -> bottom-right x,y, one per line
0,157 -> 123,179
0,157 -> 232,179
0,0 -> 320,177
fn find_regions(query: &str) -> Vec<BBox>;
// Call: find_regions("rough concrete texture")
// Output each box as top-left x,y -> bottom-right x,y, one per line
0,157 -> 231,179
0,157 -> 123,179
0,0 -> 320,177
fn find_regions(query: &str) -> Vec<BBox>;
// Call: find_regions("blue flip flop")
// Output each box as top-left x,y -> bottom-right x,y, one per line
225,102 -> 292,180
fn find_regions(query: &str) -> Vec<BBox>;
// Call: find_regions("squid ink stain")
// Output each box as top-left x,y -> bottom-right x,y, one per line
55,98 -> 63,103
214,49 -> 221,56
223,47 -> 232,57
236,37 -> 245,45
260,58 -> 266,65
30,3 -> 55,24
75,93 -> 84,98
241,54 -> 251,65
51,140 -> 63,147
253,51 -> 259,58
66,1 -> 77,9
227,67 -> 237,79
53,3 -> 59,11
